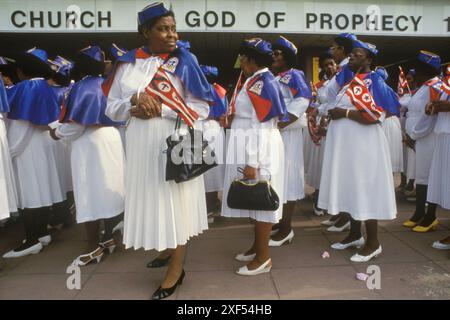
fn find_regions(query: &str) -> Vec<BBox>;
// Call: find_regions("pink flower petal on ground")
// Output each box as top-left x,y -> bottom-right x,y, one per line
321,251 -> 330,258
356,273 -> 369,281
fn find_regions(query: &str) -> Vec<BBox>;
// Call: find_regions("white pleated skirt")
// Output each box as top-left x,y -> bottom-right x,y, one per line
123,117 -> 208,252
382,116 -> 404,173
51,137 -> 72,195
281,125 -> 305,202
427,133 -> 450,209
0,118 -> 17,219
415,132 -> 437,185
12,127 -> 66,209
202,119 -> 225,193
221,118 -> 285,223
318,118 -> 397,221
305,136 -> 326,190
70,127 -> 125,223
406,148 -> 416,180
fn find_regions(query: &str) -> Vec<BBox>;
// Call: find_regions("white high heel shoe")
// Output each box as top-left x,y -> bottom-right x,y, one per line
321,218 -> 336,226
72,247 -> 104,266
99,239 -> 117,254
269,230 -> 294,247
236,258 -> 272,276
432,241 -> 450,250
2,242 -> 43,258
331,237 -> 365,250
235,252 -> 256,262
326,221 -> 350,232
350,246 -> 382,262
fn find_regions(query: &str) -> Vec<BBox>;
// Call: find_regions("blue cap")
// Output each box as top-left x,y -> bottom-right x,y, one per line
176,40 -> 191,50
353,40 -> 378,56
49,55 -> 74,77
243,38 -> 273,56
200,65 -> 218,78
138,2 -> 169,26
337,33 -> 357,42
375,67 -> 388,81
26,47 -> 49,63
79,45 -> 105,63
110,43 -> 127,59
418,50 -> 441,71
273,36 -> 298,55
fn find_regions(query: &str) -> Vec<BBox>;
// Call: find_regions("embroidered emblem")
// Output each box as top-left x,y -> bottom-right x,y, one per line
157,81 -> 171,93
280,74 -> 291,85
353,85 -> 363,96
162,57 -> 179,73
249,80 -> 264,95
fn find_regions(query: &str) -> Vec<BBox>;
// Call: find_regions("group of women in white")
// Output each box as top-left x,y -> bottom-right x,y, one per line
0,2 -> 449,300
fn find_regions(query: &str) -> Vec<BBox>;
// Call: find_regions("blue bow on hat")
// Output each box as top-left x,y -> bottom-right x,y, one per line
243,38 -> 273,56
352,40 -> 378,56
418,50 -> 441,71
79,46 -> 105,63
110,43 -> 127,59
138,2 -> 169,26
200,65 -> 218,78
273,36 -> 298,55
337,33 -> 357,42
375,67 -> 388,81
49,55 -> 74,77
26,47 -> 49,63
176,40 -> 191,50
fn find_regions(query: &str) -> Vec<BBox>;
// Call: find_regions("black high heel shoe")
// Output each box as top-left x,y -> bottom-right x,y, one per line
146,255 -> 171,268
151,269 -> 185,300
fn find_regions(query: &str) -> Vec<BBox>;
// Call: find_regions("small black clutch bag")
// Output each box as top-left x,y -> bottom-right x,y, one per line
166,117 -> 217,184
227,168 -> 279,211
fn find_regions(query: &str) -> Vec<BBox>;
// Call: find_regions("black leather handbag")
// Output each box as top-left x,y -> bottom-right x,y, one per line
166,116 -> 217,183
227,168 -> 280,211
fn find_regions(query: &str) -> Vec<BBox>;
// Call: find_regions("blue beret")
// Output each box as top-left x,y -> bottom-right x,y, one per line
353,40 -> 378,56
243,38 -> 273,56
418,50 -> 441,71
79,45 -> 105,63
273,36 -> 298,55
138,2 -> 169,26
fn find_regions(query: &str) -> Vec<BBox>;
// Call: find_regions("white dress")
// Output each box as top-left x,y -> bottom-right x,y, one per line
399,94 -> 413,178
277,74 -> 310,202
202,119 -> 225,193
318,89 -> 396,221
106,55 -> 209,251
0,114 -> 17,219
221,68 -> 285,223
305,80 -> 330,189
55,123 -> 125,223
427,92 -> 450,209
8,120 -> 66,209
408,81 -> 439,185
381,116 -> 404,173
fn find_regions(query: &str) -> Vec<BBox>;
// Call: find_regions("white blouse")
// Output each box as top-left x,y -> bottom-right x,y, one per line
7,120 -> 35,158
106,55 -> 209,124
435,91 -> 450,134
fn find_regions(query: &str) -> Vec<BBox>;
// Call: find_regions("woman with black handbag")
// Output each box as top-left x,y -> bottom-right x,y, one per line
104,2 -> 214,299
221,38 -> 287,276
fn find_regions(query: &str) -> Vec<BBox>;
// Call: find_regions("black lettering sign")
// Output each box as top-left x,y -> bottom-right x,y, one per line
48,11 -> 61,28
186,10 -> 200,27
98,11 -> 111,28
306,13 -> 317,28
222,11 -> 235,27
335,14 -> 349,29
256,12 -> 270,28
274,12 -> 285,28
204,11 -> 218,27
320,13 -> 332,29
30,11 -> 44,28
382,15 -> 393,31
66,11 -> 77,28
411,16 -> 421,31
11,10 -> 26,28
81,11 -> 95,28
352,14 -> 364,29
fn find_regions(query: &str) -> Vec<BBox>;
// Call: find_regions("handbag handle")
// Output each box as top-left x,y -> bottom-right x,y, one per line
237,167 -> 272,181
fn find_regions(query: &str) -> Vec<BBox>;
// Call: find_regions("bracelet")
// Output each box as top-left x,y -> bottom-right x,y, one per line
345,109 -> 350,118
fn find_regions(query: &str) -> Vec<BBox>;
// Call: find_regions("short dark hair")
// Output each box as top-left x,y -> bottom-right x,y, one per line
50,72 -> 71,87
74,53 -> 105,77
334,37 -> 354,55
238,44 -> 274,68
415,60 -> 440,78
319,52 -> 334,67
138,11 -> 175,34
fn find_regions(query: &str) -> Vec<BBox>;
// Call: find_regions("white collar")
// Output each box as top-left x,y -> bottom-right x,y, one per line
339,58 -> 349,67
30,77 -> 44,81
247,67 -> 269,82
